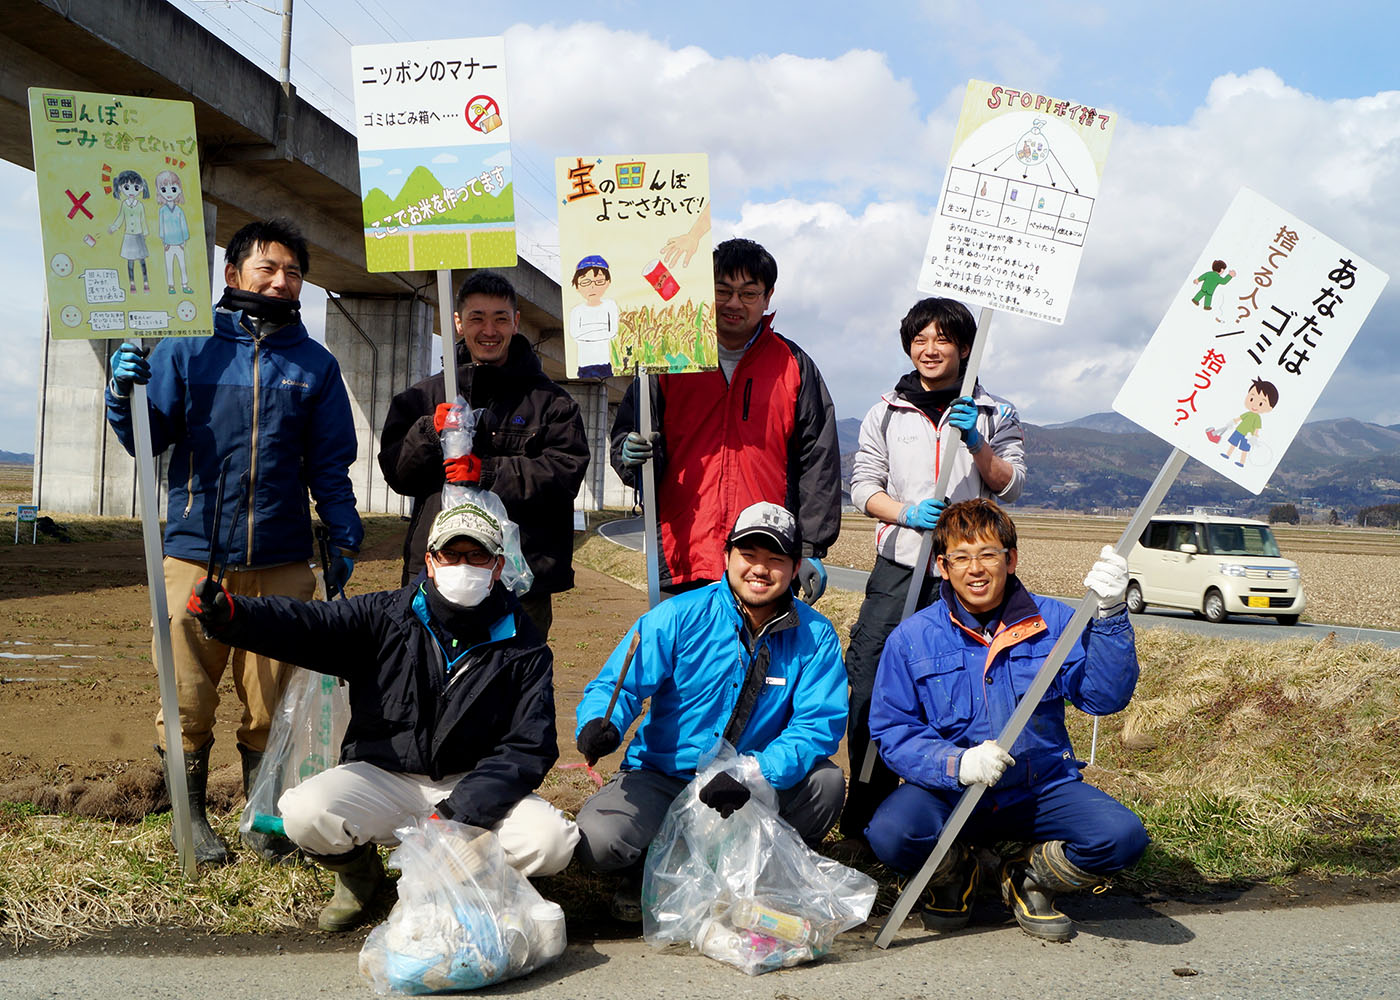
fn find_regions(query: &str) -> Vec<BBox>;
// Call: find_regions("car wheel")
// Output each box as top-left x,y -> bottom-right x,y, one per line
1125,582 -> 1146,615
1203,589 -> 1227,624
1275,614 -> 1300,626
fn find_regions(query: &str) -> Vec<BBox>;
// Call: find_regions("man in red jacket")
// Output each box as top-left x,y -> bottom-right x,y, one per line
610,238 -> 841,602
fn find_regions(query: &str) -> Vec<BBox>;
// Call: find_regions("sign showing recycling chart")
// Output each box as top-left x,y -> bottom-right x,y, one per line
28,88 -> 213,340
917,79 -> 1116,325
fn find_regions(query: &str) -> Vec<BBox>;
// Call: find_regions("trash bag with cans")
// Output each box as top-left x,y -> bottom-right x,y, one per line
642,743 -> 877,976
358,818 -> 567,995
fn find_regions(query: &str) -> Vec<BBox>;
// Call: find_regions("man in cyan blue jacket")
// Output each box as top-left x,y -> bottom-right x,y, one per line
573,502 -> 848,922
867,498 -> 1147,942
106,219 -> 363,866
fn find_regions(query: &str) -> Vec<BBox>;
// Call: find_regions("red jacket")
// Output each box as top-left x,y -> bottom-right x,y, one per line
610,316 -> 841,587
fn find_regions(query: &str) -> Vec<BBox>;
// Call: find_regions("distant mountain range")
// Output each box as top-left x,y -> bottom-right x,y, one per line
837,413 -> 1400,518
0,450 -> 33,464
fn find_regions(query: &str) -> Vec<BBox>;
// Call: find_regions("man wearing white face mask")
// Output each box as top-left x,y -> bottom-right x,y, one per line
186,502 -> 579,932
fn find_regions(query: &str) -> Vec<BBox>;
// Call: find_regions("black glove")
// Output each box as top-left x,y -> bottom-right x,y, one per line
577,718 -> 622,765
698,771 -> 751,818
186,576 -> 234,631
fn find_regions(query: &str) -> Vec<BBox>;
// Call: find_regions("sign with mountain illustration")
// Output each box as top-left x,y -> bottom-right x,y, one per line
351,36 -> 515,271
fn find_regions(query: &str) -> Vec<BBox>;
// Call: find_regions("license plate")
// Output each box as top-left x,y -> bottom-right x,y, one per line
1246,596 -> 1269,608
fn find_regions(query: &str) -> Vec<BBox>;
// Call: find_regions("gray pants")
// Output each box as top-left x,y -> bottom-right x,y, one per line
574,759 -> 846,873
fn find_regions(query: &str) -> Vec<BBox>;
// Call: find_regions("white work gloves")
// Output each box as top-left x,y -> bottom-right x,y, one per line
1084,544 -> 1129,618
958,740 -> 1015,787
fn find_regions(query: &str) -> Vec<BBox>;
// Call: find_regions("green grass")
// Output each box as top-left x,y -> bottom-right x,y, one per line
363,228 -> 516,271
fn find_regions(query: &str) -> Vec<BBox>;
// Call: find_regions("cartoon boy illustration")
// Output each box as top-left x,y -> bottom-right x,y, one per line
1220,377 -> 1278,467
1192,259 -> 1236,310
155,169 -> 193,295
107,169 -> 152,294
569,254 -> 620,379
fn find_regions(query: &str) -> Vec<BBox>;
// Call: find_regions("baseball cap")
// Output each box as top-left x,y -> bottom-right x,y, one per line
727,501 -> 800,558
428,502 -> 504,556
575,254 -> 609,271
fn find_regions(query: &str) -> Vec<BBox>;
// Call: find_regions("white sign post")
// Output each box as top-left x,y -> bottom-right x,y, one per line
15,505 -> 39,544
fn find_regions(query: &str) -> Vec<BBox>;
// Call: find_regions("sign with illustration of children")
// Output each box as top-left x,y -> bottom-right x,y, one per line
27,89 -> 212,340
1114,187 -> 1389,494
916,79 -> 1116,325
351,36 -> 516,271
554,153 -> 717,377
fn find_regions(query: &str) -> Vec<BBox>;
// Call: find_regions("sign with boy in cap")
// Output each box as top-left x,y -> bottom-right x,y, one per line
570,501 -> 848,923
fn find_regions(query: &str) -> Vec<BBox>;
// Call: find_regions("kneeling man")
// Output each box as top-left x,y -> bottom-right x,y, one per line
574,502 -> 848,921
867,498 -> 1148,941
187,502 -> 578,931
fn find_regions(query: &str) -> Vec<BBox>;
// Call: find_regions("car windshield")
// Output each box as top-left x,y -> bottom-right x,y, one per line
1206,523 -> 1282,557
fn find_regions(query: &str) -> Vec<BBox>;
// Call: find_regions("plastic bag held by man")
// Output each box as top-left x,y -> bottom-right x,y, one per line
358,819 -> 567,995
642,744 -> 876,975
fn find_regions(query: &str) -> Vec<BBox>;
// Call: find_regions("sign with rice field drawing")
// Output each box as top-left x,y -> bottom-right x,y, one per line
916,79 -> 1116,325
1114,187 -> 1389,495
28,88 -> 212,340
352,36 -> 516,271
555,153 -> 716,377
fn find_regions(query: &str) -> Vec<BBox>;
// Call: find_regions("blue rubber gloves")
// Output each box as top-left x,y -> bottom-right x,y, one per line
796,557 -> 827,604
946,396 -> 983,452
620,431 -> 658,466
109,342 -> 151,396
898,497 -> 947,532
325,554 -> 355,599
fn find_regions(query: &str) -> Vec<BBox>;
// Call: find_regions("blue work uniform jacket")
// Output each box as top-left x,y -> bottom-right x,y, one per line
871,576 -> 1137,802
576,580 -> 848,790
105,308 -> 363,565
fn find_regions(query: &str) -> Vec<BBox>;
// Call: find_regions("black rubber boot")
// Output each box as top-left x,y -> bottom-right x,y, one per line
237,744 -> 300,864
920,843 -> 980,932
158,740 -> 232,866
307,845 -> 387,932
1000,840 -> 1105,942
609,866 -> 644,923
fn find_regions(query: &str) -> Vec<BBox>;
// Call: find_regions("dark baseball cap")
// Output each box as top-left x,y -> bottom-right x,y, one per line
727,501 -> 800,557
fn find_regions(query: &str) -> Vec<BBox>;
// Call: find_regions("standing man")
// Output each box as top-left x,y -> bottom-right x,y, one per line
106,218 -> 363,866
866,499 -> 1147,941
610,238 -> 841,602
840,297 -> 1027,844
573,502 -> 848,922
379,271 -> 589,639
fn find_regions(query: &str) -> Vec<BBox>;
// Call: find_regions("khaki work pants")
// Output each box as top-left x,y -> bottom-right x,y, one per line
155,556 -> 316,754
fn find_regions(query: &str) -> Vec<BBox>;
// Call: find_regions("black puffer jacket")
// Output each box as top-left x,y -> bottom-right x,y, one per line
214,582 -> 557,828
378,335 -> 589,592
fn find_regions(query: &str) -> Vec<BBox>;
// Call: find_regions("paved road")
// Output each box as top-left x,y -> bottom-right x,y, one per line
5,897 -> 1395,999
598,517 -> 1400,648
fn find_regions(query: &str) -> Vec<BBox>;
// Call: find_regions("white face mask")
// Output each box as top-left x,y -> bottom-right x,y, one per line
432,563 -> 495,608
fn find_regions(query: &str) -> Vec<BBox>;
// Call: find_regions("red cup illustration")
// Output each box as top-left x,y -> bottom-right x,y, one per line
642,258 -> 680,301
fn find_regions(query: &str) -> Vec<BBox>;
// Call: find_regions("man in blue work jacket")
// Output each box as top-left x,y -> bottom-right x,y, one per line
573,501 -> 848,922
867,498 -> 1148,942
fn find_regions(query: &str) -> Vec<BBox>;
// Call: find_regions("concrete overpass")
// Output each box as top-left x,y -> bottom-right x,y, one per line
1,0 -> 632,519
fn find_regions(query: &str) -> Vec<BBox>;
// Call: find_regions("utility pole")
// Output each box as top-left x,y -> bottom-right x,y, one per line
279,0 -> 294,98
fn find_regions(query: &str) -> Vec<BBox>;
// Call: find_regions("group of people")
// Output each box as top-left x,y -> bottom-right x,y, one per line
107,218 -> 1147,948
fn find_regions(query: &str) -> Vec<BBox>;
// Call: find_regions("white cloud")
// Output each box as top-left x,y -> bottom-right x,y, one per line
387,167 -> 402,175
430,152 -> 459,164
359,155 -> 384,167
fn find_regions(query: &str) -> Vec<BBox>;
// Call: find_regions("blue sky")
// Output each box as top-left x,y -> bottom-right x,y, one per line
1,0 -> 1397,453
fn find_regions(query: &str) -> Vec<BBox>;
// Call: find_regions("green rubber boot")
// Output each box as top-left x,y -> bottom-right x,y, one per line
158,740 -> 232,866
1000,840 -> 1105,942
310,845 -> 386,933
236,745 -> 300,864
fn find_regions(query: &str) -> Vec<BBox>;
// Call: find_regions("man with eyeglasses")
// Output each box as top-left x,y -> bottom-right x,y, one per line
185,501 -> 579,932
610,238 -> 841,603
865,498 -> 1147,942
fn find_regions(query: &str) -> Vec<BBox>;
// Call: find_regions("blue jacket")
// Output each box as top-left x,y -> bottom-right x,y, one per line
105,309 -> 363,565
576,581 -> 848,790
871,576 -> 1137,803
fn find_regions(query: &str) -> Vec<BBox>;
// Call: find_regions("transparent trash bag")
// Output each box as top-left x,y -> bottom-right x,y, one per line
439,399 -> 533,596
358,819 -> 567,995
239,666 -> 349,839
642,743 -> 877,976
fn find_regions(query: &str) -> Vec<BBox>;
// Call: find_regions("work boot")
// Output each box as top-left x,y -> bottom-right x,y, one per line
237,744 -> 300,864
609,867 -> 644,923
920,843 -> 980,932
308,845 -> 387,933
999,840 -> 1105,942
158,739 -> 232,866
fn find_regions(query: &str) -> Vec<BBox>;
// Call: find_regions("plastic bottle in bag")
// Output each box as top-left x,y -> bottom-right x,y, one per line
730,899 -> 812,946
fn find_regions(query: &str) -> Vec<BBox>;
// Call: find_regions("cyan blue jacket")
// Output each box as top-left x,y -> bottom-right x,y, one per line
105,309 -> 363,565
871,576 -> 1137,803
576,580 -> 848,790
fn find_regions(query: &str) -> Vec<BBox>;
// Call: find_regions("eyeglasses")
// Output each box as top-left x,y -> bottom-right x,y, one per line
576,277 -> 609,287
432,547 -> 496,567
941,548 -> 1008,570
715,285 -> 764,305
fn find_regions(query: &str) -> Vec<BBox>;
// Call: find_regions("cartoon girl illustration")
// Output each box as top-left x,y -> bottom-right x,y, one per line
106,169 -> 151,293
154,169 -> 193,295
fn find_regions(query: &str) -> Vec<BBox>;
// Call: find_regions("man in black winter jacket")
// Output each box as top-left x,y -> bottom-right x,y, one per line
187,501 -> 579,932
378,271 -> 589,639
